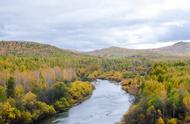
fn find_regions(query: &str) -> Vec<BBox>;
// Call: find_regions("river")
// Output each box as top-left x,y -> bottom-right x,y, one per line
39,79 -> 133,124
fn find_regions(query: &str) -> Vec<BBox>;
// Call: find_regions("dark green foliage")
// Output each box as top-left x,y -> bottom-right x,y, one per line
41,82 -> 68,104
0,86 -> 6,101
6,77 -> 15,98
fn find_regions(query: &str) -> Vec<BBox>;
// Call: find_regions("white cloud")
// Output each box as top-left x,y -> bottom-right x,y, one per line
0,0 -> 190,51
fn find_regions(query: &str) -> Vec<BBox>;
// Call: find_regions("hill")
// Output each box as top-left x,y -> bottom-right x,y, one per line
153,41 -> 190,55
0,41 -> 80,57
87,41 -> 190,58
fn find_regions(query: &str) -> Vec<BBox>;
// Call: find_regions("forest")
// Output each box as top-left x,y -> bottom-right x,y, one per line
120,61 -> 190,124
0,54 -> 96,123
0,51 -> 151,124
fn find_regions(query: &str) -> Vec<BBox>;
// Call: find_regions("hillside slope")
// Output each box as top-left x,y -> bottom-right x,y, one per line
153,41 -> 190,55
0,41 -> 80,57
87,41 -> 190,58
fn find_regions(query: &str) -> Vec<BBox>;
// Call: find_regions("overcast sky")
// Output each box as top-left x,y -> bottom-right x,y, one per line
0,0 -> 190,51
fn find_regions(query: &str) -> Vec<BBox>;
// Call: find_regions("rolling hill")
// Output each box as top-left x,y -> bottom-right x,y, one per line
153,41 -> 190,55
0,41 -> 81,57
87,41 -> 190,58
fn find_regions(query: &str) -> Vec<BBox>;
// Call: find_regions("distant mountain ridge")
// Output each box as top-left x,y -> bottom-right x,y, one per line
87,41 -> 190,58
1,41 -> 190,59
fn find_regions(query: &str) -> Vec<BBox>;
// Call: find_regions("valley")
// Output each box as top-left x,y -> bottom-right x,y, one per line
0,41 -> 190,124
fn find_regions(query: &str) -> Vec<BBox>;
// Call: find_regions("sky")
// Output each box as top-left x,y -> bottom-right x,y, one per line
0,0 -> 190,51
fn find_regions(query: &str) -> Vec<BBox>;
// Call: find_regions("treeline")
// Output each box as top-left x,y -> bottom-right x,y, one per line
76,58 -> 151,82
120,61 -> 190,124
0,56 -> 98,86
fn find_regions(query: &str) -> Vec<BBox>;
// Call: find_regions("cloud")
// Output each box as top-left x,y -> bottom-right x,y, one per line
159,22 -> 190,41
0,0 -> 190,51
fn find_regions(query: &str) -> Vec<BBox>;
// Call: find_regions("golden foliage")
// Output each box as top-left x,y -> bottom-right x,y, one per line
156,117 -> 165,124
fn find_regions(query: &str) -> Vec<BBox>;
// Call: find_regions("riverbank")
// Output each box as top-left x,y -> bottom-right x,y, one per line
39,80 -> 133,124
36,81 -> 94,124
36,75 -> 131,124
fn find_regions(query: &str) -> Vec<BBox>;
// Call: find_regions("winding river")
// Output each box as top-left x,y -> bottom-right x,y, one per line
39,79 -> 132,124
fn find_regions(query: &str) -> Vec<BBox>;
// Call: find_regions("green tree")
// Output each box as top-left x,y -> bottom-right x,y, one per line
6,77 -> 15,98
0,86 -> 6,101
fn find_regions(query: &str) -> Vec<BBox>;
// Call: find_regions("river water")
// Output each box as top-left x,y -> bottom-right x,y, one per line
39,79 -> 132,124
